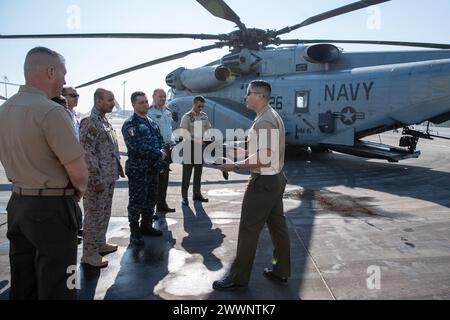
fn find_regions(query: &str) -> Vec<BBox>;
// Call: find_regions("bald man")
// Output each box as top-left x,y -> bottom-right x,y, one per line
147,88 -> 176,213
0,46 -> 88,299
79,88 -> 124,268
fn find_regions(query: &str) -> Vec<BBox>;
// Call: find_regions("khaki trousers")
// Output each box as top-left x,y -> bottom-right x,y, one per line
229,172 -> 290,285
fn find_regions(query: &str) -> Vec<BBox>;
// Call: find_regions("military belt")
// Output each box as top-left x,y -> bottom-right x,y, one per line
12,186 -> 76,196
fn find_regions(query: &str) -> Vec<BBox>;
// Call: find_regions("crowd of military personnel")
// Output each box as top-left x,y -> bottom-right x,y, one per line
0,46 -> 291,299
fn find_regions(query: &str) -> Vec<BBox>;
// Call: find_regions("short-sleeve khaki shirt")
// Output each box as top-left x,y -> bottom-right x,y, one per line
248,104 -> 285,175
0,85 -> 85,188
180,110 -> 211,140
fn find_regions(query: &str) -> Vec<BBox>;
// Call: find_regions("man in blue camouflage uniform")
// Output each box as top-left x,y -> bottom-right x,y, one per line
122,91 -> 167,246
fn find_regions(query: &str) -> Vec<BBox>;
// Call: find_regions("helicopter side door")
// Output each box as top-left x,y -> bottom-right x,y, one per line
283,81 -> 320,146
269,79 -> 321,146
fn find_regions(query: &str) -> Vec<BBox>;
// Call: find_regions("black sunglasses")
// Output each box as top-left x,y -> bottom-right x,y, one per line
64,93 -> 79,98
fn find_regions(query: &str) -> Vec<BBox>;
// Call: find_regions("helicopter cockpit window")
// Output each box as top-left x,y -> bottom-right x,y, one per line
295,91 -> 309,113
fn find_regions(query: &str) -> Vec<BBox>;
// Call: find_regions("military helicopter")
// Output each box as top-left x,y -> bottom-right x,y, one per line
2,0 -> 450,162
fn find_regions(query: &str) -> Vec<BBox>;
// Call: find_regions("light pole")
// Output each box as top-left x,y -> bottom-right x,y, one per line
122,80 -> 127,115
2,76 -> 8,99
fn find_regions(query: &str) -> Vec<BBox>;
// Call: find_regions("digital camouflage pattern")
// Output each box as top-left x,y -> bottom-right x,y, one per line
121,113 -> 166,227
80,107 -> 124,256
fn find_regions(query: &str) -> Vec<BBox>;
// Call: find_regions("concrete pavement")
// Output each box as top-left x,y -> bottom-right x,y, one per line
1,121 -> 449,300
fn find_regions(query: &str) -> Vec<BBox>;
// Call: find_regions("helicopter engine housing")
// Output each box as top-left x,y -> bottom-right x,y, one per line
303,44 -> 341,64
165,65 -> 232,92
220,48 -> 262,74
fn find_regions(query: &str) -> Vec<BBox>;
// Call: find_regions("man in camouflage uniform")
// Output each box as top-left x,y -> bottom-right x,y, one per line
122,91 -> 166,246
80,88 -> 125,267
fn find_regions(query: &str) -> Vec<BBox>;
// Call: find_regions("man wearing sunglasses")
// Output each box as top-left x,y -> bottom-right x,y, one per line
62,87 -> 80,140
179,96 -> 211,206
213,80 -> 290,291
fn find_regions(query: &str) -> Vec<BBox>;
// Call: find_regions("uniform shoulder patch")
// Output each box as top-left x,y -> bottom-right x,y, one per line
84,125 -> 98,144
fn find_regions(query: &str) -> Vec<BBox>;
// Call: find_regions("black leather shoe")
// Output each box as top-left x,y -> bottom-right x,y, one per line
213,277 -> 247,291
157,207 -> 176,213
140,225 -> 163,237
130,231 -> 144,246
193,195 -> 209,202
181,198 -> 189,206
263,268 -> 288,284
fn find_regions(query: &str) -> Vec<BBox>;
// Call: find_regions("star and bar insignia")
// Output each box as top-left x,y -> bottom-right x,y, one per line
127,127 -> 136,137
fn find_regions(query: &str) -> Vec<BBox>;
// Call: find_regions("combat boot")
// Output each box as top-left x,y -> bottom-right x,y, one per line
82,253 -> 108,268
130,224 -> 144,246
98,243 -> 118,255
140,217 -> 163,236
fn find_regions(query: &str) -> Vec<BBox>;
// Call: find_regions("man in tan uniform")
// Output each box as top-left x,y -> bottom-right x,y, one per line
79,89 -> 124,268
0,47 -> 88,299
213,80 -> 290,290
179,96 -> 212,206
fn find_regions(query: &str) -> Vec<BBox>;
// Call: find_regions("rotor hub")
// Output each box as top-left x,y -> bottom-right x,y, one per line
225,28 -> 277,51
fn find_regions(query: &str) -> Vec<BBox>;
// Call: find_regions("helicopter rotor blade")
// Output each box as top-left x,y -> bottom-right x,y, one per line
277,39 -> 450,50
76,43 -> 224,89
274,0 -> 391,37
0,32 -> 224,41
196,0 -> 247,32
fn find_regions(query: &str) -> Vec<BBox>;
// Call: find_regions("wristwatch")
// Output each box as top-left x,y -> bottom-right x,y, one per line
233,163 -> 241,171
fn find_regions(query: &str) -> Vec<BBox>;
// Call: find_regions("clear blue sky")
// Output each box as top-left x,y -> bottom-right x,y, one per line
1,0 -> 450,113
